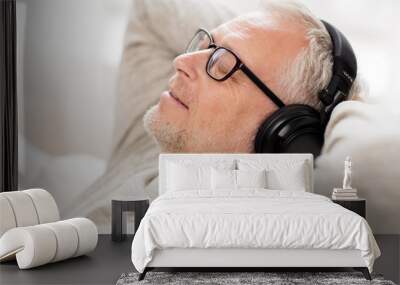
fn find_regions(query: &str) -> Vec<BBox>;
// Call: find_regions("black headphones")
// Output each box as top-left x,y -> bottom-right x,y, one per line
254,20 -> 357,157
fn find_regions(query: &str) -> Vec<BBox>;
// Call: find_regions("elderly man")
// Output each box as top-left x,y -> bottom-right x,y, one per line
65,1 -> 400,238
143,2 -> 360,154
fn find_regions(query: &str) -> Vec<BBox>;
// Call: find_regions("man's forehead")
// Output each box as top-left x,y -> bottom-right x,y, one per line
212,13 -> 275,41
210,14 -> 276,62
212,22 -> 249,43
210,13 -> 307,68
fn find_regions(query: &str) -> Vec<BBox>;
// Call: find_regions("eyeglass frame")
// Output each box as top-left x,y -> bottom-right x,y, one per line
185,28 -> 285,108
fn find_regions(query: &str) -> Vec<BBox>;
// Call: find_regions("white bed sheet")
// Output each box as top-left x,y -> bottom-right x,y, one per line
131,189 -> 380,273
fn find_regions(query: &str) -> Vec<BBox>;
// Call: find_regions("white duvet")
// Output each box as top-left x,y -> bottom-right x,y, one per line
131,189 -> 380,273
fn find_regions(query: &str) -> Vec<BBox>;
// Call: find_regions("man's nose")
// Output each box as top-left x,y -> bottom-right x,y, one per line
173,51 -> 208,80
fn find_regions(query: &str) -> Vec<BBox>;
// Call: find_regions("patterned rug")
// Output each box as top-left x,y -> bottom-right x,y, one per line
116,271 -> 396,285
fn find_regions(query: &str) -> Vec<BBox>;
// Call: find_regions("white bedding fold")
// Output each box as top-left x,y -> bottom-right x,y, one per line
131,189 -> 380,273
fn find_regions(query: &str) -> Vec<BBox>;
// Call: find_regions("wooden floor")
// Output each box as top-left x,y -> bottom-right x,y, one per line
0,235 -> 398,285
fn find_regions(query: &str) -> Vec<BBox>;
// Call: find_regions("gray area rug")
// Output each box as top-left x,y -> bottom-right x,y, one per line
116,271 -> 396,285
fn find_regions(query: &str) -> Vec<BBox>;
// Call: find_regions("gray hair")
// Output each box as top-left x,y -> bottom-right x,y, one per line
263,0 -> 363,111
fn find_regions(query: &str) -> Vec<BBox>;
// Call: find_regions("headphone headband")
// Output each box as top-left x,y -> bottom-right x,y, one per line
319,20 -> 357,126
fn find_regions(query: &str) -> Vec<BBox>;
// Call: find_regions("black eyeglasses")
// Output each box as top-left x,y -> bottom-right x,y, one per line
185,28 -> 285,108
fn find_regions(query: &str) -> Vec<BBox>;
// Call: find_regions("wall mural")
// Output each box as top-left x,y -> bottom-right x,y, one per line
15,0 -> 400,234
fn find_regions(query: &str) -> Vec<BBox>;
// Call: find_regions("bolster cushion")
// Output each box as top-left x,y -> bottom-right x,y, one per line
0,189 -> 60,237
0,218 -> 98,269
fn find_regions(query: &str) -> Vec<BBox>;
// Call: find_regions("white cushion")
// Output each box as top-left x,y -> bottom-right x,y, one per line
0,226 -> 57,269
166,159 -> 236,192
166,162 -> 211,191
236,169 -> 267,189
0,218 -> 97,269
0,196 -> 17,237
0,191 -> 39,228
238,159 -> 308,191
23,188 -> 60,224
268,164 -> 307,191
64,218 -> 98,257
42,221 -> 78,262
211,168 -> 236,190
0,189 -> 60,238
211,168 -> 268,190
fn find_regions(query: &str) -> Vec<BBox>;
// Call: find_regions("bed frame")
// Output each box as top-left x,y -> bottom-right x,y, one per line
140,248 -> 371,280
138,154 -> 372,281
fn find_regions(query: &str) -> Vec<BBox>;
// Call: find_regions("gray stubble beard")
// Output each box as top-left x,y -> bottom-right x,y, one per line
143,105 -> 188,153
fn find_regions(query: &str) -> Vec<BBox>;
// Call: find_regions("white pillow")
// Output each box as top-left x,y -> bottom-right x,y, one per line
211,168 -> 236,190
238,159 -> 308,191
165,158 -> 236,192
211,168 -> 268,190
236,169 -> 267,189
267,164 -> 307,191
166,162 -> 211,191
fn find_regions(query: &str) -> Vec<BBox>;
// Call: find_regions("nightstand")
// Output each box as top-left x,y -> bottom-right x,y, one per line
332,198 -> 366,218
112,198 -> 149,242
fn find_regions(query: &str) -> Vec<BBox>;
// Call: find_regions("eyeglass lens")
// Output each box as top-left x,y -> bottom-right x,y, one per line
185,30 -> 210,53
186,30 -> 237,80
207,48 -> 237,80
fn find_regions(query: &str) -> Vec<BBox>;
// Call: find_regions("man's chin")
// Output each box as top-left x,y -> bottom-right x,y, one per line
143,104 -> 188,153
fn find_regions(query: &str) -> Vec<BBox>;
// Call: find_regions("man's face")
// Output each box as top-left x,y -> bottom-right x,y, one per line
144,12 -> 307,153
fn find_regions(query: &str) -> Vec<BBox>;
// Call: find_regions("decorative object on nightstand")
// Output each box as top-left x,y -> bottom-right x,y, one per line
111,196 -> 149,242
332,198 -> 366,218
332,156 -> 359,200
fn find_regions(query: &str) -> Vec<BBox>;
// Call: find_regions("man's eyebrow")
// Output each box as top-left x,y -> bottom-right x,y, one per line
210,31 -> 234,50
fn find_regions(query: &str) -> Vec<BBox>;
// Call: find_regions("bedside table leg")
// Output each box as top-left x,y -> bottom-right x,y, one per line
112,201 -> 123,242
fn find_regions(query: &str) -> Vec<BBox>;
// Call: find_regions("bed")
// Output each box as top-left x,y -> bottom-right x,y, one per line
131,154 -> 381,281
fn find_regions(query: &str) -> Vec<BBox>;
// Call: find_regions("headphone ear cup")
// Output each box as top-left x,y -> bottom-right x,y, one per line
254,105 -> 324,157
